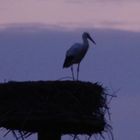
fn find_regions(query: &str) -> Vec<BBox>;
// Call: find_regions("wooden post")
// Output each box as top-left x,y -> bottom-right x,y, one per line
38,131 -> 61,140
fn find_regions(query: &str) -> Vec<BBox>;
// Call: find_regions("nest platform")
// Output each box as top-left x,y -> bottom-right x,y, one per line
0,80 -> 109,139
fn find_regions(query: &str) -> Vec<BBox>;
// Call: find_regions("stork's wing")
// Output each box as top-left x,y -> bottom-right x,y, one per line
63,43 -> 83,68
66,43 -> 82,56
63,55 -> 74,68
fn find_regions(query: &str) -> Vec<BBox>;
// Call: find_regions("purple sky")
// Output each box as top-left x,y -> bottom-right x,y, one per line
0,0 -> 140,32
0,0 -> 140,140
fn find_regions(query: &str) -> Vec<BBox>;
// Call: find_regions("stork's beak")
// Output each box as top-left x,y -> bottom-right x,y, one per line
88,36 -> 96,45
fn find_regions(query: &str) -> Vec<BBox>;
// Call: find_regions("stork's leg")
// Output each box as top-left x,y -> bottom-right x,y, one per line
77,63 -> 80,81
71,65 -> 75,80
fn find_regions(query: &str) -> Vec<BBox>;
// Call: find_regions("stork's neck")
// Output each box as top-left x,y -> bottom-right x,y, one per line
82,37 -> 89,47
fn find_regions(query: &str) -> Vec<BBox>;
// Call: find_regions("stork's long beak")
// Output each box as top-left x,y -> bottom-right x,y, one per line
88,36 -> 96,45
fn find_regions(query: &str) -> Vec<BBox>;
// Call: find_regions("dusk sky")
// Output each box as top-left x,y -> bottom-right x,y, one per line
0,0 -> 140,140
0,0 -> 140,31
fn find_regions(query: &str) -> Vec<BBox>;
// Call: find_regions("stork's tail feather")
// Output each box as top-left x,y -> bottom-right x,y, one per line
63,56 -> 73,68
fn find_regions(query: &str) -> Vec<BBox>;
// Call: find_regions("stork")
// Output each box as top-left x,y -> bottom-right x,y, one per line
63,32 -> 96,80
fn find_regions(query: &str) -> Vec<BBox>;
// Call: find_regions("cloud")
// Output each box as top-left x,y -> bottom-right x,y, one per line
0,23 -> 74,33
0,23 -> 140,82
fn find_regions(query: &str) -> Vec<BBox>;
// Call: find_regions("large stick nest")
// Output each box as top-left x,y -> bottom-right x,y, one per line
0,80 -> 111,138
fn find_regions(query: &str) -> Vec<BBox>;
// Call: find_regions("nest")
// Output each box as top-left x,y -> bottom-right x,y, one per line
0,80 -> 113,139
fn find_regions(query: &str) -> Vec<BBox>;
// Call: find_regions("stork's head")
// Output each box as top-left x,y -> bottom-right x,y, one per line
82,32 -> 96,45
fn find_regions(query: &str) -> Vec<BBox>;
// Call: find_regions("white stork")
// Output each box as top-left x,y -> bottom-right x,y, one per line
63,32 -> 96,80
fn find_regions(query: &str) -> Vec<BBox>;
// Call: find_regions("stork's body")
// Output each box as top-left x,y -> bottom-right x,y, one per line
63,32 -> 96,80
